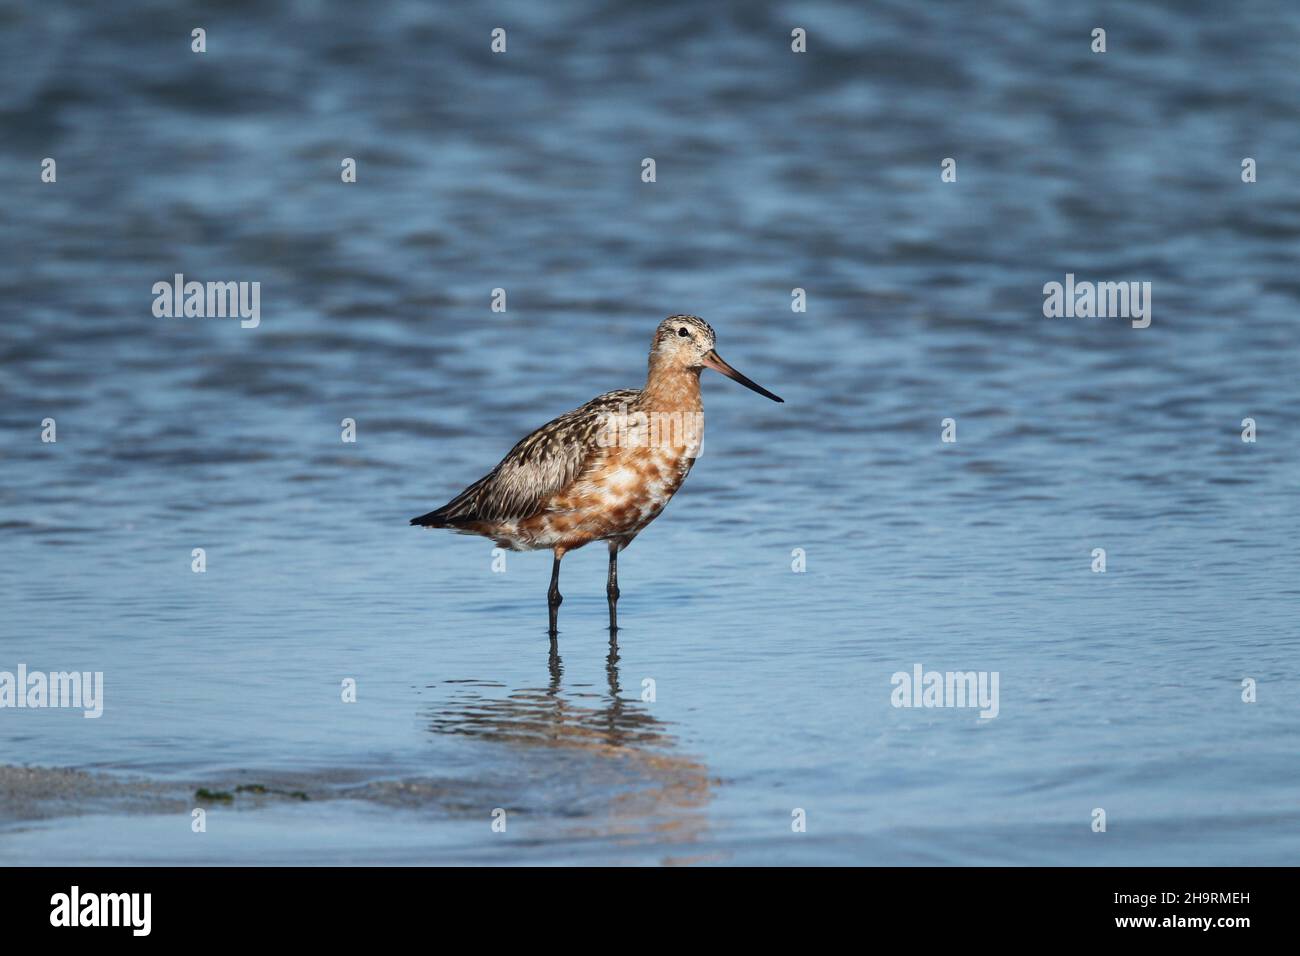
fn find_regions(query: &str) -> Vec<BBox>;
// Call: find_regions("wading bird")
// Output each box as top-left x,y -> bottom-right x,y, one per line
411,315 -> 783,636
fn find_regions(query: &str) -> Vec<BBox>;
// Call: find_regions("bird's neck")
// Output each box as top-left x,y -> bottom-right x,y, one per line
639,362 -> 703,413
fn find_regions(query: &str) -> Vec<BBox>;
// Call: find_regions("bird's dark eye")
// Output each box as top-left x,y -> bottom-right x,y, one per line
677,327 -> 690,337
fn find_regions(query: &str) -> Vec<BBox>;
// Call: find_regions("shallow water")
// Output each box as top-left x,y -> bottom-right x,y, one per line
1,1 -> 1298,864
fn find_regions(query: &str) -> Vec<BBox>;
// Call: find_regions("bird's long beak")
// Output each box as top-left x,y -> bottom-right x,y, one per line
701,349 -> 784,403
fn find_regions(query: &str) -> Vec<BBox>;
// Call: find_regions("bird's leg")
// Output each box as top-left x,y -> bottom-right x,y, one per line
606,541 -> 620,634
547,549 -> 564,637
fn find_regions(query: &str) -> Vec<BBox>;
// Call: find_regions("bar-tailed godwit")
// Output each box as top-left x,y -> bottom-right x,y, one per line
411,315 -> 783,635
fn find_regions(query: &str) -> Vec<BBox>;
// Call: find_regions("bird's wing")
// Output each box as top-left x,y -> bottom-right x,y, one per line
434,389 -> 639,524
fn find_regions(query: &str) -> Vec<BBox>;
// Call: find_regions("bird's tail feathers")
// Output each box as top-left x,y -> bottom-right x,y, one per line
409,508 -> 452,527
410,480 -> 484,528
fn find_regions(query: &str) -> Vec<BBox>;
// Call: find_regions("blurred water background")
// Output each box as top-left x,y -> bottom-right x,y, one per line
1,0 -> 1297,864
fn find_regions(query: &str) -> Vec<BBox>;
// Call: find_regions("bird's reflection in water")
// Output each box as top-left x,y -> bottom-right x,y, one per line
427,637 -> 715,857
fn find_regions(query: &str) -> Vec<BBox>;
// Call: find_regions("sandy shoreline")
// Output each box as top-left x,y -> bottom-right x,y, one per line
0,764 -> 510,827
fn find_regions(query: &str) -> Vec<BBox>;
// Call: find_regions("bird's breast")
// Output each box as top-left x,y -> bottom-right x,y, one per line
590,443 -> 696,516
521,429 -> 701,548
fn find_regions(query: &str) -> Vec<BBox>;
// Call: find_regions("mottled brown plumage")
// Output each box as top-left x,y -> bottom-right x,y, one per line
411,315 -> 783,635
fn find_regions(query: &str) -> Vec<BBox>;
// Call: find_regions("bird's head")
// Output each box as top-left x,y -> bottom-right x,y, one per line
650,315 -> 783,403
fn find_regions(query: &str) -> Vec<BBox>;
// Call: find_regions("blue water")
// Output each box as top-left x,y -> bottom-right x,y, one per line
1,0 -> 1298,864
